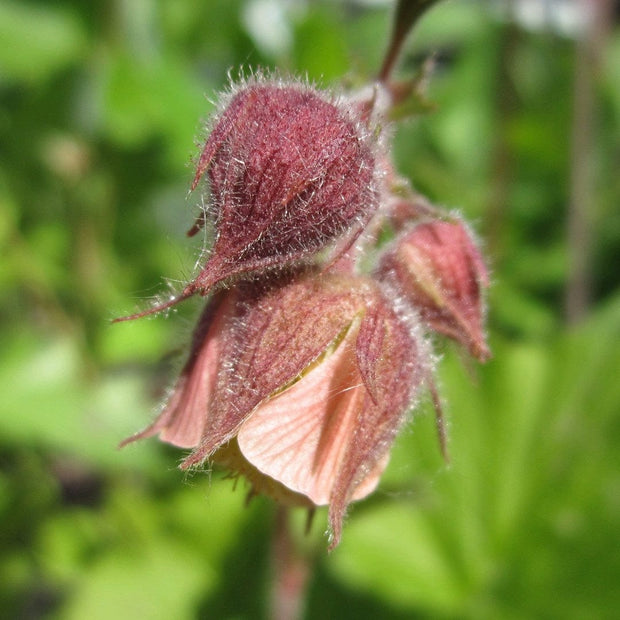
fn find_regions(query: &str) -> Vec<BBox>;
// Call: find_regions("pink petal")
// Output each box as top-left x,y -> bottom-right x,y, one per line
156,330 -> 220,448
237,323 -> 388,504
120,293 -> 233,449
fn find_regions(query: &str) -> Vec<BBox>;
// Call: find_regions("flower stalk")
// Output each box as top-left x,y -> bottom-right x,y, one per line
379,0 -> 442,82
270,507 -> 313,620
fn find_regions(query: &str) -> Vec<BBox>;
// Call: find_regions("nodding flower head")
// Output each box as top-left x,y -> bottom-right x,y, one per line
116,69 -> 492,550
122,270 -> 426,549
378,217 -> 490,361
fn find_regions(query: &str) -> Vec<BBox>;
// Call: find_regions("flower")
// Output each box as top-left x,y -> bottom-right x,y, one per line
123,271 -> 425,548
117,73 -> 492,550
378,217 -> 490,360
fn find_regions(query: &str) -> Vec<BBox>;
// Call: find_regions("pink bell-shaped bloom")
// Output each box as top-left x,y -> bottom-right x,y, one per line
379,218 -> 490,360
123,271 -> 424,548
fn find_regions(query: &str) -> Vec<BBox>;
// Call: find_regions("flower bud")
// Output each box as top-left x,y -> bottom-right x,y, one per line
116,79 -> 382,322
379,218 -> 490,360
188,79 -> 380,289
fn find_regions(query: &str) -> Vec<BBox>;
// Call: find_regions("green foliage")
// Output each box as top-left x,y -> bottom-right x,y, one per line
1,0 -> 619,618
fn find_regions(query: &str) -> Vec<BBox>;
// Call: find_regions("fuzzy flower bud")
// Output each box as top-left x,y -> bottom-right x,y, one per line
190,79 -> 379,285
379,218 -> 490,360
123,271 -> 425,548
116,78 -> 382,322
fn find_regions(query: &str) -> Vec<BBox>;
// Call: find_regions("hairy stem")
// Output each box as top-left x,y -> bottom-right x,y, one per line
269,507 -> 313,620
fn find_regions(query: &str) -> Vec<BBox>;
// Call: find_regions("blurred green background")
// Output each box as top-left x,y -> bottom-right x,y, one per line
1,0 -> 619,618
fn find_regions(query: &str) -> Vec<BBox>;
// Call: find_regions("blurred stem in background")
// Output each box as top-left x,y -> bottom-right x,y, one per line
486,8 -> 520,264
566,0 -> 613,324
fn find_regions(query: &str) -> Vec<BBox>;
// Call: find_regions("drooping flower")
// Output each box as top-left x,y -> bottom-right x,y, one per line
378,217 -> 490,360
123,270 -> 425,548
115,65 -> 493,552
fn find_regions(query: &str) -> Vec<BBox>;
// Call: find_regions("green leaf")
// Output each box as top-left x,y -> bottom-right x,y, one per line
0,331 -> 161,471
330,502 -> 467,614
101,51 -> 207,169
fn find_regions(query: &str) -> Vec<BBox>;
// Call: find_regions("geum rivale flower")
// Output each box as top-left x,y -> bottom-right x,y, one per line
122,271 -> 425,548
117,78 -> 380,321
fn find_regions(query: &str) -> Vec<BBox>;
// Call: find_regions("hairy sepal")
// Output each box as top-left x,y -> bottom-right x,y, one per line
180,272 -> 369,468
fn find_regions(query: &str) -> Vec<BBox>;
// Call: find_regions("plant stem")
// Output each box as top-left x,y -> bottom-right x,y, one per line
269,507 -> 312,620
486,17 -> 520,263
566,0 -> 611,323
378,0 -> 440,83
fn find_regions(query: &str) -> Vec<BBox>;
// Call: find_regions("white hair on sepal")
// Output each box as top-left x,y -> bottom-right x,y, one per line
378,275 -> 438,399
